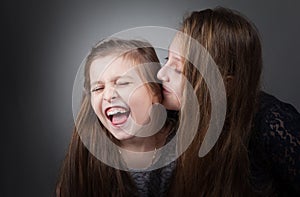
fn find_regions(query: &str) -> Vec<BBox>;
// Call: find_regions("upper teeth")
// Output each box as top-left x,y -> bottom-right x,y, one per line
106,108 -> 127,116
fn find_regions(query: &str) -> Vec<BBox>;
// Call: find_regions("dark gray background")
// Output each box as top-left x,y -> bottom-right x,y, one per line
3,0 -> 300,196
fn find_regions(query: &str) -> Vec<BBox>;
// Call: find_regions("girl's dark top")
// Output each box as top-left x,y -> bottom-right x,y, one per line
250,91 -> 300,196
130,91 -> 300,196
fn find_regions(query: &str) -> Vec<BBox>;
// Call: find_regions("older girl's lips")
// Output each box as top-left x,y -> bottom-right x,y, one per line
162,86 -> 172,94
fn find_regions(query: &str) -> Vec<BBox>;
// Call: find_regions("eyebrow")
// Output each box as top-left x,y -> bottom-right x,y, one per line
173,55 -> 182,62
168,46 -> 182,60
169,52 -> 182,62
90,75 -> 134,86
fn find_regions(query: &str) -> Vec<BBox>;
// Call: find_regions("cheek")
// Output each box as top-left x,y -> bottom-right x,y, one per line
91,95 -> 103,118
170,74 -> 183,98
175,79 -> 183,98
128,87 -> 152,121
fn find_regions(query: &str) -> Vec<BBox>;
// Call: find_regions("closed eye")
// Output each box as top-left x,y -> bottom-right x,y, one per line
167,55 -> 183,73
174,67 -> 182,74
91,86 -> 104,92
164,57 -> 182,74
116,82 -> 131,86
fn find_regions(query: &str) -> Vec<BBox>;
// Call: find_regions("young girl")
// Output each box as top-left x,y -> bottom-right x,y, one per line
158,7 -> 300,196
56,38 -> 175,196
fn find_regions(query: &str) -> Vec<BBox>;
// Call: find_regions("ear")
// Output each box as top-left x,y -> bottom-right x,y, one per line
152,94 -> 161,104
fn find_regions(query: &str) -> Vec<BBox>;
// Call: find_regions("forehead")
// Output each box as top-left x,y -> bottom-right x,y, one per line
169,35 -> 183,57
89,55 -> 134,82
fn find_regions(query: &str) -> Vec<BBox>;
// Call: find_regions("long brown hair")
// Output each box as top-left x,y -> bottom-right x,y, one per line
169,7 -> 263,196
56,38 -> 166,197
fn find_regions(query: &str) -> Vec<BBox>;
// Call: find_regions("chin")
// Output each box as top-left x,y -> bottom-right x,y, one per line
111,131 -> 135,141
163,100 -> 180,111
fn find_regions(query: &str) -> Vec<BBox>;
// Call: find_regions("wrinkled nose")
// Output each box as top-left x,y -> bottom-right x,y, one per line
103,86 -> 117,102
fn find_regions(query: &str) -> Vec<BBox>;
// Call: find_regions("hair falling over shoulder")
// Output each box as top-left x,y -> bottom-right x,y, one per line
168,7 -> 263,196
56,128 -> 138,197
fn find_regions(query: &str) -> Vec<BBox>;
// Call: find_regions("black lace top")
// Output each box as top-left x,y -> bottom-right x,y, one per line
250,91 -> 300,196
130,92 -> 300,196
129,124 -> 177,197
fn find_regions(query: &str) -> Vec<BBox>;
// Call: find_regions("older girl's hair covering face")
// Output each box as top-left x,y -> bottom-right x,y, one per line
168,7 -> 263,196
56,38 -> 165,197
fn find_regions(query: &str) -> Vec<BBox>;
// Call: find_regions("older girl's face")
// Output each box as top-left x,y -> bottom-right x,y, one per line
157,38 -> 184,110
90,56 -> 158,140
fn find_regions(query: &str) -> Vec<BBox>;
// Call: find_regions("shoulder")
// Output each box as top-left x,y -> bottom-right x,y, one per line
251,91 -> 300,194
257,91 -> 300,126
254,91 -> 300,150
254,92 -> 300,145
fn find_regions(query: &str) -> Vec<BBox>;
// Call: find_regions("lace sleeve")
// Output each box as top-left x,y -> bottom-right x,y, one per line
259,94 -> 300,195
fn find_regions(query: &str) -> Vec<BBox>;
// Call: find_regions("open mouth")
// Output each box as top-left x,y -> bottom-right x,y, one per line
105,107 -> 130,126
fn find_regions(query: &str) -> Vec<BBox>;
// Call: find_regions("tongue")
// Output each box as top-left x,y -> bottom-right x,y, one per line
112,113 -> 128,125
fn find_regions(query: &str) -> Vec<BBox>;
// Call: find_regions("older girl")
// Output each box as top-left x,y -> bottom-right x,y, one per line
158,7 -> 300,196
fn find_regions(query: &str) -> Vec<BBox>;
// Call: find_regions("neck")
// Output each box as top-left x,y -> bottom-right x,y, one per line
119,123 -> 172,152
119,134 -> 157,152
118,125 -> 172,169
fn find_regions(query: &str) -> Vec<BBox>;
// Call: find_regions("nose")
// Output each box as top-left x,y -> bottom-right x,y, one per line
103,86 -> 117,102
157,65 -> 169,82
